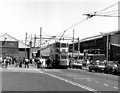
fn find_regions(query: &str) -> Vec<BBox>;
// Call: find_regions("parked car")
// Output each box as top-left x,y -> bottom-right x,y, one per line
104,64 -> 113,74
88,63 -> 97,72
89,62 -> 105,72
113,64 -> 120,76
71,60 -> 82,69
104,62 -> 114,74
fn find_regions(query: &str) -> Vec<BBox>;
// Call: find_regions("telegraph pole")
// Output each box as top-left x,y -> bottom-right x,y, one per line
72,29 -> 75,60
25,32 -> 27,58
40,27 -> 42,58
34,34 -> 36,52
106,34 -> 109,63
78,37 -> 80,59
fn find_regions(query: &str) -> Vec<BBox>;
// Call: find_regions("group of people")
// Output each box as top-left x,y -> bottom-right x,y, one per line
0,55 -> 31,69
0,55 -> 52,69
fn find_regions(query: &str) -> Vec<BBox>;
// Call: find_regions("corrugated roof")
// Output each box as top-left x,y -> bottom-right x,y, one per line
80,30 -> 119,42
0,33 -> 30,48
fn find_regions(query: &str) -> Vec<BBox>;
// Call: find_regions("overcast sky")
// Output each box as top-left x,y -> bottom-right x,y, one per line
0,0 -> 119,44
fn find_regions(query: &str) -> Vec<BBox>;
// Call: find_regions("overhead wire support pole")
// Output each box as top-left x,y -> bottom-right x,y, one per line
72,29 -> 75,60
25,32 -> 27,58
40,27 -> 42,59
78,37 -> 80,59
106,34 -> 109,63
34,34 -> 36,53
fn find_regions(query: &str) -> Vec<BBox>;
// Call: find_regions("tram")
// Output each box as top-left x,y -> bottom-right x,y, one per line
49,41 -> 69,68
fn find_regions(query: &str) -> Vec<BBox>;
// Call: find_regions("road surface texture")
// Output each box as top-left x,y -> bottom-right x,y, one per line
1,64 -> 119,93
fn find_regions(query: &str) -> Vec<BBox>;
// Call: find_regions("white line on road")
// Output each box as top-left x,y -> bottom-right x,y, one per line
95,81 -> 100,84
113,87 -> 118,89
42,71 -> 101,93
103,84 -> 109,86
88,79 -> 92,81
74,77 -> 92,81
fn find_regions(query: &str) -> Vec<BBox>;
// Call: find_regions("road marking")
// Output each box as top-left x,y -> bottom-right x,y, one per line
103,84 -> 109,86
88,79 -> 92,81
74,77 -> 92,81
43,69 -> 60,72
95,81 -> 100,84
113,87 -> 118,89
43,71 -> 101,92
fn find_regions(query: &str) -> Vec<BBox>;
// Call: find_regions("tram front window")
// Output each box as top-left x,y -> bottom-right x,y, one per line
61,43 -> 67,47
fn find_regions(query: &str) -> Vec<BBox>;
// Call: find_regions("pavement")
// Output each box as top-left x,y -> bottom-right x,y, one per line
0,64 -> 120,93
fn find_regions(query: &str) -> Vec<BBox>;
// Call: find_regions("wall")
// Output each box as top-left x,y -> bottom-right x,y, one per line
0,41 -> 19,58
19,48 -> 30,59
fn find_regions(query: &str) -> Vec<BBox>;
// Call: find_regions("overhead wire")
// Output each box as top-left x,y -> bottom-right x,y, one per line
83,2 -> 119,18
99,10 -> 118,15
95,2 -> 118,14
59,18 -> 88,40
43,2 -> 119,46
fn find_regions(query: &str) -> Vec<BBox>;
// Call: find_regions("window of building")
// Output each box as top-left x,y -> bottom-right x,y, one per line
61,55 -> 67,59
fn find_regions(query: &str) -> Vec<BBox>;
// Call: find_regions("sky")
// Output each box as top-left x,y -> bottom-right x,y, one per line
0,0 -> 119,45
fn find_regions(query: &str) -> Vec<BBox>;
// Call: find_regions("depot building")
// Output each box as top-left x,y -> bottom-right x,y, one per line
0,33 -> 30,58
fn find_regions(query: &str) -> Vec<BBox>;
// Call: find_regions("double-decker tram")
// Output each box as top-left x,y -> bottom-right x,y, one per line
49,41 -> 69,68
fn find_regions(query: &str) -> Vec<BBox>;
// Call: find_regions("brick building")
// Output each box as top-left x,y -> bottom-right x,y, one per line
0,33 -> 30,58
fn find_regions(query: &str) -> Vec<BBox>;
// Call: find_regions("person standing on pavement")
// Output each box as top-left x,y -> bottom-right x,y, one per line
6,55 -> 10,66
46,58 -> 50,68
4,57 -> 8,69
86,59 -> 90,68
18,57 -> 23,68
24,58 -> 29,68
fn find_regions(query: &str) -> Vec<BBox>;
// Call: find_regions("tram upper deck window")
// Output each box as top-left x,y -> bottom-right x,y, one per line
61,43 -> 67,47
55,42 -> 60,48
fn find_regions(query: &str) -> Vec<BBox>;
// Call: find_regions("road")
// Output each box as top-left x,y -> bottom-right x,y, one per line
0,64 -> 119,93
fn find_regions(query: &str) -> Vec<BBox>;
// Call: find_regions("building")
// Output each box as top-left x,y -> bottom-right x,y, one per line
0,33 -> 30,58
69,31 -> 120,62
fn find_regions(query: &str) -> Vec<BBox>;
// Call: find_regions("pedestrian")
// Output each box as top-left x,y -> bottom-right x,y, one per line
6,55 -> 11,66
15,57 -> 19,67
24,58 -> 29,68
96,59 -> 100,65
19,57 -> 23,68
36,58 -> 41,69
86,59 -> 90,68
46,58 -> 50,68
0,57 -> 2,65
4,58 -> 8,69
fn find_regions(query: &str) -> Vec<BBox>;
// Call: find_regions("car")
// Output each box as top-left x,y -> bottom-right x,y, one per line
71,60 -> 82,69
88,63 -> 97,72
113,64 -> 120,76
104,61 -> 116,74
88,62 -> 105,72
104,62 -> 114,74
104,64 -> 113,74
96,62 -> 105,72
